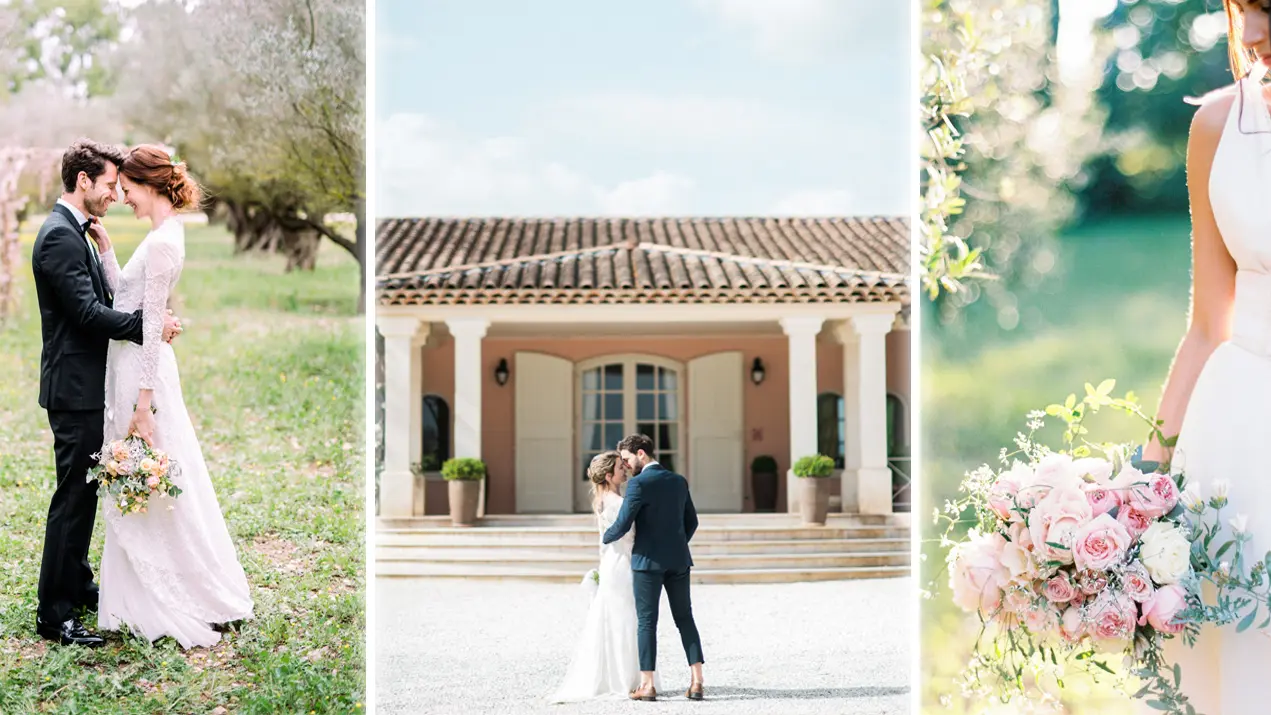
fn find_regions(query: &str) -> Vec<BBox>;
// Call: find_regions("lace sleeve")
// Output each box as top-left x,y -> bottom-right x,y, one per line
100,248 -> 121,293
138,239 -> 181,390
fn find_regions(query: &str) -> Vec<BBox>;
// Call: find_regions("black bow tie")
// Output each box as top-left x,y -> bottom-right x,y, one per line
80,220 -> 91,236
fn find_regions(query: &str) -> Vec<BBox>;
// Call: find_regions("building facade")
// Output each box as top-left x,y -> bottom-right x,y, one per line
376,217 -> 910,517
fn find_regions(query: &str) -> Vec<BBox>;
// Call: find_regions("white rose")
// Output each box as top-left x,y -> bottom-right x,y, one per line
1139,522 -> 1192,585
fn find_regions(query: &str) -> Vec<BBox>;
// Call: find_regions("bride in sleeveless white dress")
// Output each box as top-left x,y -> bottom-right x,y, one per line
1143,7 -> 1271,710
95,146 -> 252,649
551,452 -> 661,701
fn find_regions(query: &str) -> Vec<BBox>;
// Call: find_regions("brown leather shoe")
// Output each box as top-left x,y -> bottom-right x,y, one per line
686,682 -> 704,700
629,684 -> 657,701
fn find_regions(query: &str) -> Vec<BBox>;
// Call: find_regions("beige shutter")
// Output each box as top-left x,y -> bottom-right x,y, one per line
514,352 -> 574,512
688,351 -> 744,512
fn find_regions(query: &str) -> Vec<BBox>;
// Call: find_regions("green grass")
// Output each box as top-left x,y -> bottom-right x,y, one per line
0,209 -> 365,714
921,214 -> 1193,713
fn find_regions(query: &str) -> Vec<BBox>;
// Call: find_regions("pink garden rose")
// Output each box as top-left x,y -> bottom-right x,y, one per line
1114,467 -> 1177,518
1138,583 -> 1187,634
1077,570 -> 1109,597
988,473 -> 1021,522
950,531 -> 1011,617
1121,561 -> 1155,603
146,475 -> 161,489
1088,591 -> 1138,652
1024,603 -> 1061,637
1029,486 -> 1093,566
1074,514 -> 1133,572
1083,481 -> 1121,517
1000,539 -> 1036,580
1143,473 -> 1181,516
1021,454 -> 1083,508
1002,587 -> 1032,616
1116,503 -> 1153,540
1043,571 -> 1079,604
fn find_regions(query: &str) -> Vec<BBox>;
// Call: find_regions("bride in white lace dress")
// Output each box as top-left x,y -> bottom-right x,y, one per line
551,452 -> 661,701
94,145 -> 253,649
1141,4 -> 1271,711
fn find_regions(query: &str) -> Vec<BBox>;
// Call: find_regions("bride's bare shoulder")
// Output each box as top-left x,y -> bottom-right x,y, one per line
1188,84 -> 1237,143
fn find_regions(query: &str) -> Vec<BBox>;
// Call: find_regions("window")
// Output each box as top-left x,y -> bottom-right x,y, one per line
420,394 -> 450,472
817,392 -> 845,469
887,393 -> 907,456
579,358 -> 682,481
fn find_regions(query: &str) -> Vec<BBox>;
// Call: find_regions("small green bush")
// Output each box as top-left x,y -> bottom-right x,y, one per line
751,455 -> 778,473
792,454 -> 835,478
441,457 -> 486,481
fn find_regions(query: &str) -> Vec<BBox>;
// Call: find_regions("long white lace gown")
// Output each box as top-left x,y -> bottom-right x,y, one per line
97,217 -> 253,649
550,491 -> 661,702
1154,63 -> 1271,714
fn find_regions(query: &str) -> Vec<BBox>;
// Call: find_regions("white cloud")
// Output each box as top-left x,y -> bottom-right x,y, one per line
772,188 -> 855,215
691,0 -> 902,62
534,93 -> 825,149
377,113 -> 695,216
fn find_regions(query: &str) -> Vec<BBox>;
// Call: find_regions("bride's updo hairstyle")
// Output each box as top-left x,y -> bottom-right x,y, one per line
588,451 -> 621,514
121,144 -> 202,211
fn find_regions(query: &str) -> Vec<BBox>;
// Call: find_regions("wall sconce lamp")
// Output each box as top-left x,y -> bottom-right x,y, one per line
494,358 -> 510,386
750,357 -> 766,385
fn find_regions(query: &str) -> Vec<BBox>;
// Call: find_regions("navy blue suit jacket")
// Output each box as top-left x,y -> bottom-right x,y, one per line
602,462 -> 698,572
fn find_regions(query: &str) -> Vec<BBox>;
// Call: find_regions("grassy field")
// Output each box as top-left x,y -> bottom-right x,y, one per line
921,214 -> 1193,713
0,209 -> 365,713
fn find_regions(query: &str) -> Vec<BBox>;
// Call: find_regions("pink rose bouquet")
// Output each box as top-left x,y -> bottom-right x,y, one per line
88,435 -> 183,515
937,380 -> 1267,715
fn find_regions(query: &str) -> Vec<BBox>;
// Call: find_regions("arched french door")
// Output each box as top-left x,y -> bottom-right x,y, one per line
575,355 -> 684,512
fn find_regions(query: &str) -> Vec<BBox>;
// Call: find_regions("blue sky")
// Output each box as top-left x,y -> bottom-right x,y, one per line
376,0 -> 911,218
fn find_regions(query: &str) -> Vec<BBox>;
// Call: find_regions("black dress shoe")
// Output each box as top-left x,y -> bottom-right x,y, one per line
36,617 -> 105,647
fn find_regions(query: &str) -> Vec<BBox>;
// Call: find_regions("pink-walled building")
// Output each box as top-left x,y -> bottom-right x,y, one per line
375,217 -> 910,517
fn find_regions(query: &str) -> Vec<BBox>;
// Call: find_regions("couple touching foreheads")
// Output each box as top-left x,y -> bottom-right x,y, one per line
32,138 -> 251,650
552,433 -> 707,703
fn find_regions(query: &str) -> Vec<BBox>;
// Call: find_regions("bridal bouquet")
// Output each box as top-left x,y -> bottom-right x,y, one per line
88,435 -> 183,515
939,380 -> 1269,714
580,568 -> 599,598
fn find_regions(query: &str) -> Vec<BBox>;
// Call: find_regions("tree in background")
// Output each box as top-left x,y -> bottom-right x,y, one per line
119,0 -> 366,311
1084,0 -> 1232,216
921,0 -> 1105,333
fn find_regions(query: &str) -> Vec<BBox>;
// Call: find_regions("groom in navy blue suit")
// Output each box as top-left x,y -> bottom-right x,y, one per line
603,433 -> 705,702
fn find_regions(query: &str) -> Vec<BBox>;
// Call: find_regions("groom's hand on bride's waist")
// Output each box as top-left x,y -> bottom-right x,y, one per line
162,309 -> 183,343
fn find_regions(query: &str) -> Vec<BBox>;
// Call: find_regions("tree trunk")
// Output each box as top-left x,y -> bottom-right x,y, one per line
355,198 -> 366,315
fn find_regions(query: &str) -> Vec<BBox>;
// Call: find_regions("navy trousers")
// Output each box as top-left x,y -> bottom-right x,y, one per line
632,567 -> 704,672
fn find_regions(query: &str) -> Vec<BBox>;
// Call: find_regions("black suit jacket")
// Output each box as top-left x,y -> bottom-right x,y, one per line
31,203 -> 143,411
602,462 -> 699,572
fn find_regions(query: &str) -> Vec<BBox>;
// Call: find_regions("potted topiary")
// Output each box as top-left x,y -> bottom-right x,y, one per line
750,455 -> 779,512
793,454 -> 835,525
441,457 -> 485,527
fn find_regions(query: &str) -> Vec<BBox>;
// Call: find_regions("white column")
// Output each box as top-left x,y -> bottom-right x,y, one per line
378,316 -> 425,518
780,316 -> 825,514
836,312 -> 897,515
446,318 -> 490,516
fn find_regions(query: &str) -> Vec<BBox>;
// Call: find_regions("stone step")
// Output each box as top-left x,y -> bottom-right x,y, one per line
377,537 -> 909,556
374,562 -> 910,583
378,512 -> 909,530
376,548 -> 910,571
377,525 -> 910,546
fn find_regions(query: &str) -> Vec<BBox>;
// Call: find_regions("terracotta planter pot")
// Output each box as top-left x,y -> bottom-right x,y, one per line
798,477 -> 830,525
448,479 -> 482,527
751,471 -> 778,512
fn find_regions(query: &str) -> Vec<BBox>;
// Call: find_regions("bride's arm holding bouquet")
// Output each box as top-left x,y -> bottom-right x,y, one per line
1143,97 -> 1238,465
126,239 -> 182,446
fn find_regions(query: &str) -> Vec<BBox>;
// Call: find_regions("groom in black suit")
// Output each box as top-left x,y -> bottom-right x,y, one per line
603,433 -> 705,702
31,139 -> 181,647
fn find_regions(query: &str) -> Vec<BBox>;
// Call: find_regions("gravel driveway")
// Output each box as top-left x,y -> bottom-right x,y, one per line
375,578 -> 912,715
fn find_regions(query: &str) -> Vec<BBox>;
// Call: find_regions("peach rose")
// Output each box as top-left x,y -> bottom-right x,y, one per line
950,531 -> 1011,617
1072,457 -> 1114,483
1073,514 -> 1133,573
139,458 -> 157,474
1088,591 -> 1137,652
1044,571 -> 1079,604
1029,486 -> 1093,566
1024,603 -> 1061,637
1121,561 -> 1155,603
1138,583 -> 1187,634
106,460 -> 119,476
146,475 -> 161,489
1060,605 -> 1086,643
988,473 -> 1021,522
112,443 -> 129,461
1116,503 -> 1153,541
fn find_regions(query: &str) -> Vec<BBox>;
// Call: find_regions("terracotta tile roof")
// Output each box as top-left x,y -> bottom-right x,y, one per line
377,217 -> 910,306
